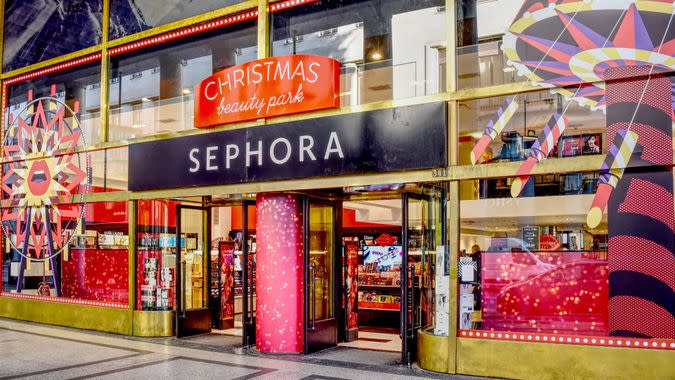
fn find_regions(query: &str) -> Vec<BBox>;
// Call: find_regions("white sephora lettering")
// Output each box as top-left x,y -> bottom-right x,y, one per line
187,132 -> 344,173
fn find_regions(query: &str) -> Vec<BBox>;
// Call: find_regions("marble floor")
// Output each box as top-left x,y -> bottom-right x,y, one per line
0,318 -> 489,380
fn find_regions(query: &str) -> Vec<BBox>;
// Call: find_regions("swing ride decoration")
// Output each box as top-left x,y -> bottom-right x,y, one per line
1,86 -> 91,297
469,0 -> 675,340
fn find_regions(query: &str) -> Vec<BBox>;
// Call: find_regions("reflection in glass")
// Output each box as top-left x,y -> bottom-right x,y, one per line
3,0 -> 103,72
109,0 -> 244,39
5,63 -> 103,146
309,204 -> 333,320
180,208 -> 206,310
271,0 -> 446,106
108,20 -> 256,140
459,88 -> 606,166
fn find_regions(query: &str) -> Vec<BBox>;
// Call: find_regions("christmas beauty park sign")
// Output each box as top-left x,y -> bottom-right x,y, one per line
194,54 -> 341,128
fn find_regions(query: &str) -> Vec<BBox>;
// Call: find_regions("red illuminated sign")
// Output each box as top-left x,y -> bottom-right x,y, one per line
194,54 -> 340,128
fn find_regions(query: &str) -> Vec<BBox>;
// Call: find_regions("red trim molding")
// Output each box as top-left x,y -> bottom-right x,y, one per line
459,329 -> 675,350
1,292 -> 128,309
270,0 -> 321,12
4,53 -> 103,86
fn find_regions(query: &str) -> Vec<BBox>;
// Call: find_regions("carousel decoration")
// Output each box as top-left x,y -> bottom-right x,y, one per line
476,0 -> 675,340
1,86 -> 91,296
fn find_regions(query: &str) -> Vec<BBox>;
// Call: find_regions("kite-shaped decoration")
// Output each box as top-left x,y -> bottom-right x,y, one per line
503,1 -> 675,112
471,97 -> 519,165
511,113 -> 568,197
586,129 -> 639,228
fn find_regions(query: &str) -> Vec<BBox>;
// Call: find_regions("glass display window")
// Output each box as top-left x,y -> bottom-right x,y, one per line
2,0 -> 103,72
109,0 -> 246,40
107,18 -> 257,140
459,169 -> 674,342
1,201 -> 130,307
4,62 -> 104,146
136,200 -> 178,311
271,0 -> 447,106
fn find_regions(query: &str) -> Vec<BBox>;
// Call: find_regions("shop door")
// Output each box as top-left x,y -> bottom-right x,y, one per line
303,197 -> 341,353
241,200 -> 257,348
401,187 -> 446,365
176,205 -> 212,337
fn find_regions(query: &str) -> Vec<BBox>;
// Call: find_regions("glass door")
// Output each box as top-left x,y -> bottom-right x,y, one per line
241,200 -> 256,348
176,205 -> 211,337
303,197 -> 340,353
401,187 -> 445,365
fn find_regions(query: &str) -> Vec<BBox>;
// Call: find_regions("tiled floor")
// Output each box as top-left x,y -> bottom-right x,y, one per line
338,331 -> 402,352
0,318 -> 489,380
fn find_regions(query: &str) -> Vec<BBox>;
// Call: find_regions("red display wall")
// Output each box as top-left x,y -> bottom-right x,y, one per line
61,249 -> 129,304
255,193 -> 304,353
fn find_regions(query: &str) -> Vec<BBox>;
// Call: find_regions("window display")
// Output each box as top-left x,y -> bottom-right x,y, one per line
136,200 -> 178,310
1,201 -> 129,307
459,168 -> 674,341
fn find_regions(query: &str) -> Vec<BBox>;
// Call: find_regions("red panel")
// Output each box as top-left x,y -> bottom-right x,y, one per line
61,249 -> 129,304
194,55 -> 340,128
85,202 -> 128,224
137,200 -> 177,228
255,193 -> 304,353
231,205 -> 257,231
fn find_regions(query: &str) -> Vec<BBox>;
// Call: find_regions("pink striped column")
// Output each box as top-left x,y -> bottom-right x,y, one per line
255,193 -> 304,353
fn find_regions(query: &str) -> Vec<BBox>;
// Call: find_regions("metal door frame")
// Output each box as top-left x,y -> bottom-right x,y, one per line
175,204 -> 211,338
303,196 -> 342,354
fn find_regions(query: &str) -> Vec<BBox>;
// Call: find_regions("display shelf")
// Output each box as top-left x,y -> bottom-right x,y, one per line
358,301 -> 400,311
359,284 -> 400,289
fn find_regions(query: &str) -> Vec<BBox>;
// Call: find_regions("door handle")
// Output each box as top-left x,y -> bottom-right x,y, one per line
409,264 -> 416,339
399,265 -> 404,339
309,263 -> 316,331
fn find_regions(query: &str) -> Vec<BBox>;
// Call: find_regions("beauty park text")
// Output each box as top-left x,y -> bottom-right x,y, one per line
194,55 -> 340,128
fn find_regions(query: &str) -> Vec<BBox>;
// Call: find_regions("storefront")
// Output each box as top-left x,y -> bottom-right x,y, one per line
0,0 -> 673,378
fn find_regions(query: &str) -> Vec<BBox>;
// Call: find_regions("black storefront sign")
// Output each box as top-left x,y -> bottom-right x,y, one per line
128,102 -> 447,191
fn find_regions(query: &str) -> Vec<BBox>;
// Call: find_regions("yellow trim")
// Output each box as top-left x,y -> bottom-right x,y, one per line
417,328 -> 450,373
128,200 -> 137,311
257,1 -> 270,60
132,310 -> 174,336
99,0 -> 111,143
457,337 -> 675,379
1,45 -> 103,79
0,296 -> 132,335
106,1 -> 259,48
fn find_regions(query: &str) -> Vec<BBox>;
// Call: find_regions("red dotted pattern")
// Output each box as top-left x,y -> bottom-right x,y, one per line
607,235 -> 675,290
609,296 -> 675,339
605,67 -> 674,339
619,178 -> 675,230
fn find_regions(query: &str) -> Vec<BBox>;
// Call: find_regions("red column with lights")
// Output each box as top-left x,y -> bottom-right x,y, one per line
255,193 -> 304,353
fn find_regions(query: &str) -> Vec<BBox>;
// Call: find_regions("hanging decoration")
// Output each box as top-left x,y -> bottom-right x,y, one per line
510,113 -> 568,197
586,129 -> 639,228
470,97 -> 519,165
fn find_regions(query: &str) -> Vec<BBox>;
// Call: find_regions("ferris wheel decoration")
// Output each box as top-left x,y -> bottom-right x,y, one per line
1,86 -> 91,296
